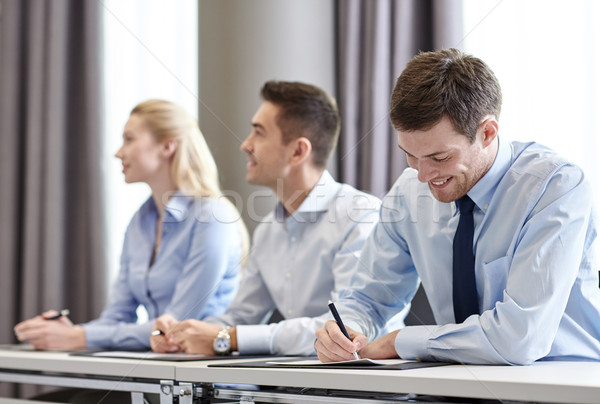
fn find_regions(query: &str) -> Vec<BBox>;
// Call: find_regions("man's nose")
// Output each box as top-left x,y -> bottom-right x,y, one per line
416,160 -> 436,183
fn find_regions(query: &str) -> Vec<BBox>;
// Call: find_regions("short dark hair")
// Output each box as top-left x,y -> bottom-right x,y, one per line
261,80 -> 340,168
389,48 -> 502,142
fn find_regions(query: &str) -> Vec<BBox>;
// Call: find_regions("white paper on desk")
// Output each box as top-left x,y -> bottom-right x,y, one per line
267,358 -> 410,366
91,351 -> 208,360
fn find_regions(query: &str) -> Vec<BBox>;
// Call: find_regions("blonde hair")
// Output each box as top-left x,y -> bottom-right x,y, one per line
131,99 -> 249,265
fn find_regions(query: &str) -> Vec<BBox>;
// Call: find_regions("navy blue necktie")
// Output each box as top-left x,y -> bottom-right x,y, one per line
453,195 -> 479,323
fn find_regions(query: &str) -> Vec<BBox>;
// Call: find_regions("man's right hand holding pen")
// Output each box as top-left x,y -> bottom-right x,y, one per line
315,320 -> 368,362
315,321 -> 401,363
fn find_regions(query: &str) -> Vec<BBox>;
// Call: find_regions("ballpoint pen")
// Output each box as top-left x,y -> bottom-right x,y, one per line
328,300 -> 359,360
45,309 -> 70,320
151,330 -> 165,336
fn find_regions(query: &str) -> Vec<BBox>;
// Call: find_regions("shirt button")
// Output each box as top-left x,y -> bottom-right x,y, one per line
286,272 -> 291,278
290,236 -> 296,242
484,204 -> 489,210
287,309 -> 292,314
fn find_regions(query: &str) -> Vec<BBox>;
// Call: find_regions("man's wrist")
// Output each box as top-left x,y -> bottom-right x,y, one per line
230,327 -> 238,352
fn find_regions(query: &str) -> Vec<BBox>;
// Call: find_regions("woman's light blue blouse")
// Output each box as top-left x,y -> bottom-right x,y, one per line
82,194 -> 243,350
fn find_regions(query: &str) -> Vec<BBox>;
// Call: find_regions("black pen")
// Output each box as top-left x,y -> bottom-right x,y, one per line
328,300 -> 359,360
45,309 -> 70,320
151,330 -> 165,336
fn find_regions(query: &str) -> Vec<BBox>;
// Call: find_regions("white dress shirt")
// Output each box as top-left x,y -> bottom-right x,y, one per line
205,170 -> 407,355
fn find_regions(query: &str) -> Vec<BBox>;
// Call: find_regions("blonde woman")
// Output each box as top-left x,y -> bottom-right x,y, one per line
15,99 -> 248,350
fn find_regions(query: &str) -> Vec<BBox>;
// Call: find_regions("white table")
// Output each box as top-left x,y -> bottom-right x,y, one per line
0,348 -> 191,403
176,358 -> 600,403
3,347 -> 600,403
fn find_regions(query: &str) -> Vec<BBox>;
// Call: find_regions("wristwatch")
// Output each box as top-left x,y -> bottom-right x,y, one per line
213,326 -> 232,355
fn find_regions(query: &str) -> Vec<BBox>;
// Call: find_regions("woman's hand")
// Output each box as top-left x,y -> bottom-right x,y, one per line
14,310 -> 85,350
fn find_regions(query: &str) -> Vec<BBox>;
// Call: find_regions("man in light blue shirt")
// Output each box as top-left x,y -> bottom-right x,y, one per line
315,49 -> 600,365
151,81 -> 406,355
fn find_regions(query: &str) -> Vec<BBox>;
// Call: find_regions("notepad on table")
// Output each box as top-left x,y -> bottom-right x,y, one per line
266,358 -> 411,366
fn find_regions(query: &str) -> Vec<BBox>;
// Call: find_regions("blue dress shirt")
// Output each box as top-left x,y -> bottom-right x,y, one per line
338,138 -> 600,365
82,194 -> 243,350
206,170 -> 408,355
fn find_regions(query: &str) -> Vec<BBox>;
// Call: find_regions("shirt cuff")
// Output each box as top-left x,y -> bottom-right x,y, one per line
81,323 -> 113,349
394,325 -> 436,361
236,324 -> 273,355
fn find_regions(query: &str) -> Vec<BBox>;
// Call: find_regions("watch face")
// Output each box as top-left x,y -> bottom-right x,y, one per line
213,337 -> 231,354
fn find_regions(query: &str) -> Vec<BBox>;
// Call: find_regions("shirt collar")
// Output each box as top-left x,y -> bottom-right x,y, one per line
141,190 -> 193,222
164,191 -> 194,221
465,136 -> 512,213
274,170 -> 340,220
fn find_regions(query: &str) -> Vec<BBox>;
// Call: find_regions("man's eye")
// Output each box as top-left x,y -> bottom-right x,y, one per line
432,156 -> 449,162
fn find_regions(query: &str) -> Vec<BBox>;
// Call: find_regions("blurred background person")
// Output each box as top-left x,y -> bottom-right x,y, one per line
14,99 -> 248,351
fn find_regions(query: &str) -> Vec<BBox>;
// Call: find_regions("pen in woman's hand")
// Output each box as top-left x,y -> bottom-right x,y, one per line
44,309 -> 70,320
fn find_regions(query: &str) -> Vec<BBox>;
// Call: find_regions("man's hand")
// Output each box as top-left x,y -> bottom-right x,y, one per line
358,330 -> 401,359
315,320 -> 368,362
13,310 -> 86,350
166,320 -> 223,355
151,314 -> 182,353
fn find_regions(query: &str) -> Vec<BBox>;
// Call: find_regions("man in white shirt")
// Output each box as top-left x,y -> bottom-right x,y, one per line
150,81 -> 405,355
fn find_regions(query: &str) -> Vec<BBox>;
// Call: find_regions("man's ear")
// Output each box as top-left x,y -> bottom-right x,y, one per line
480,117 -> 499,147
162,140 -> 177,159
290,137 -> 312,166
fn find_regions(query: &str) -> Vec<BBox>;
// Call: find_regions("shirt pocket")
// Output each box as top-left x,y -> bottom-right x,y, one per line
481,255 -> 511,310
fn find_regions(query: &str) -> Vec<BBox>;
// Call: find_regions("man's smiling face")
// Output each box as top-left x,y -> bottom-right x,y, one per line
397,116 -> 495,203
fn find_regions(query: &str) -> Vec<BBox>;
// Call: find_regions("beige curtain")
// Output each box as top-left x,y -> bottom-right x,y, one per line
335,0 -> 463,326
336,0 -> 464,198
0,0 -> 106,397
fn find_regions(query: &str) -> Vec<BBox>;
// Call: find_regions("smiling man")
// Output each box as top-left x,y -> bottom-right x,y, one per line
315,49 -> 600,365
151,81 -> 406,356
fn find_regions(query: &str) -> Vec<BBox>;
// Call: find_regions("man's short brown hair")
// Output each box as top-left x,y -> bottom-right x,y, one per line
389,48 -> 502,142
261,81 -> 340,168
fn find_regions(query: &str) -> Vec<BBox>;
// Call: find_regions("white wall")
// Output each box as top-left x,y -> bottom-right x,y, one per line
462,0 -> 600,202
102,0 -> 198,297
